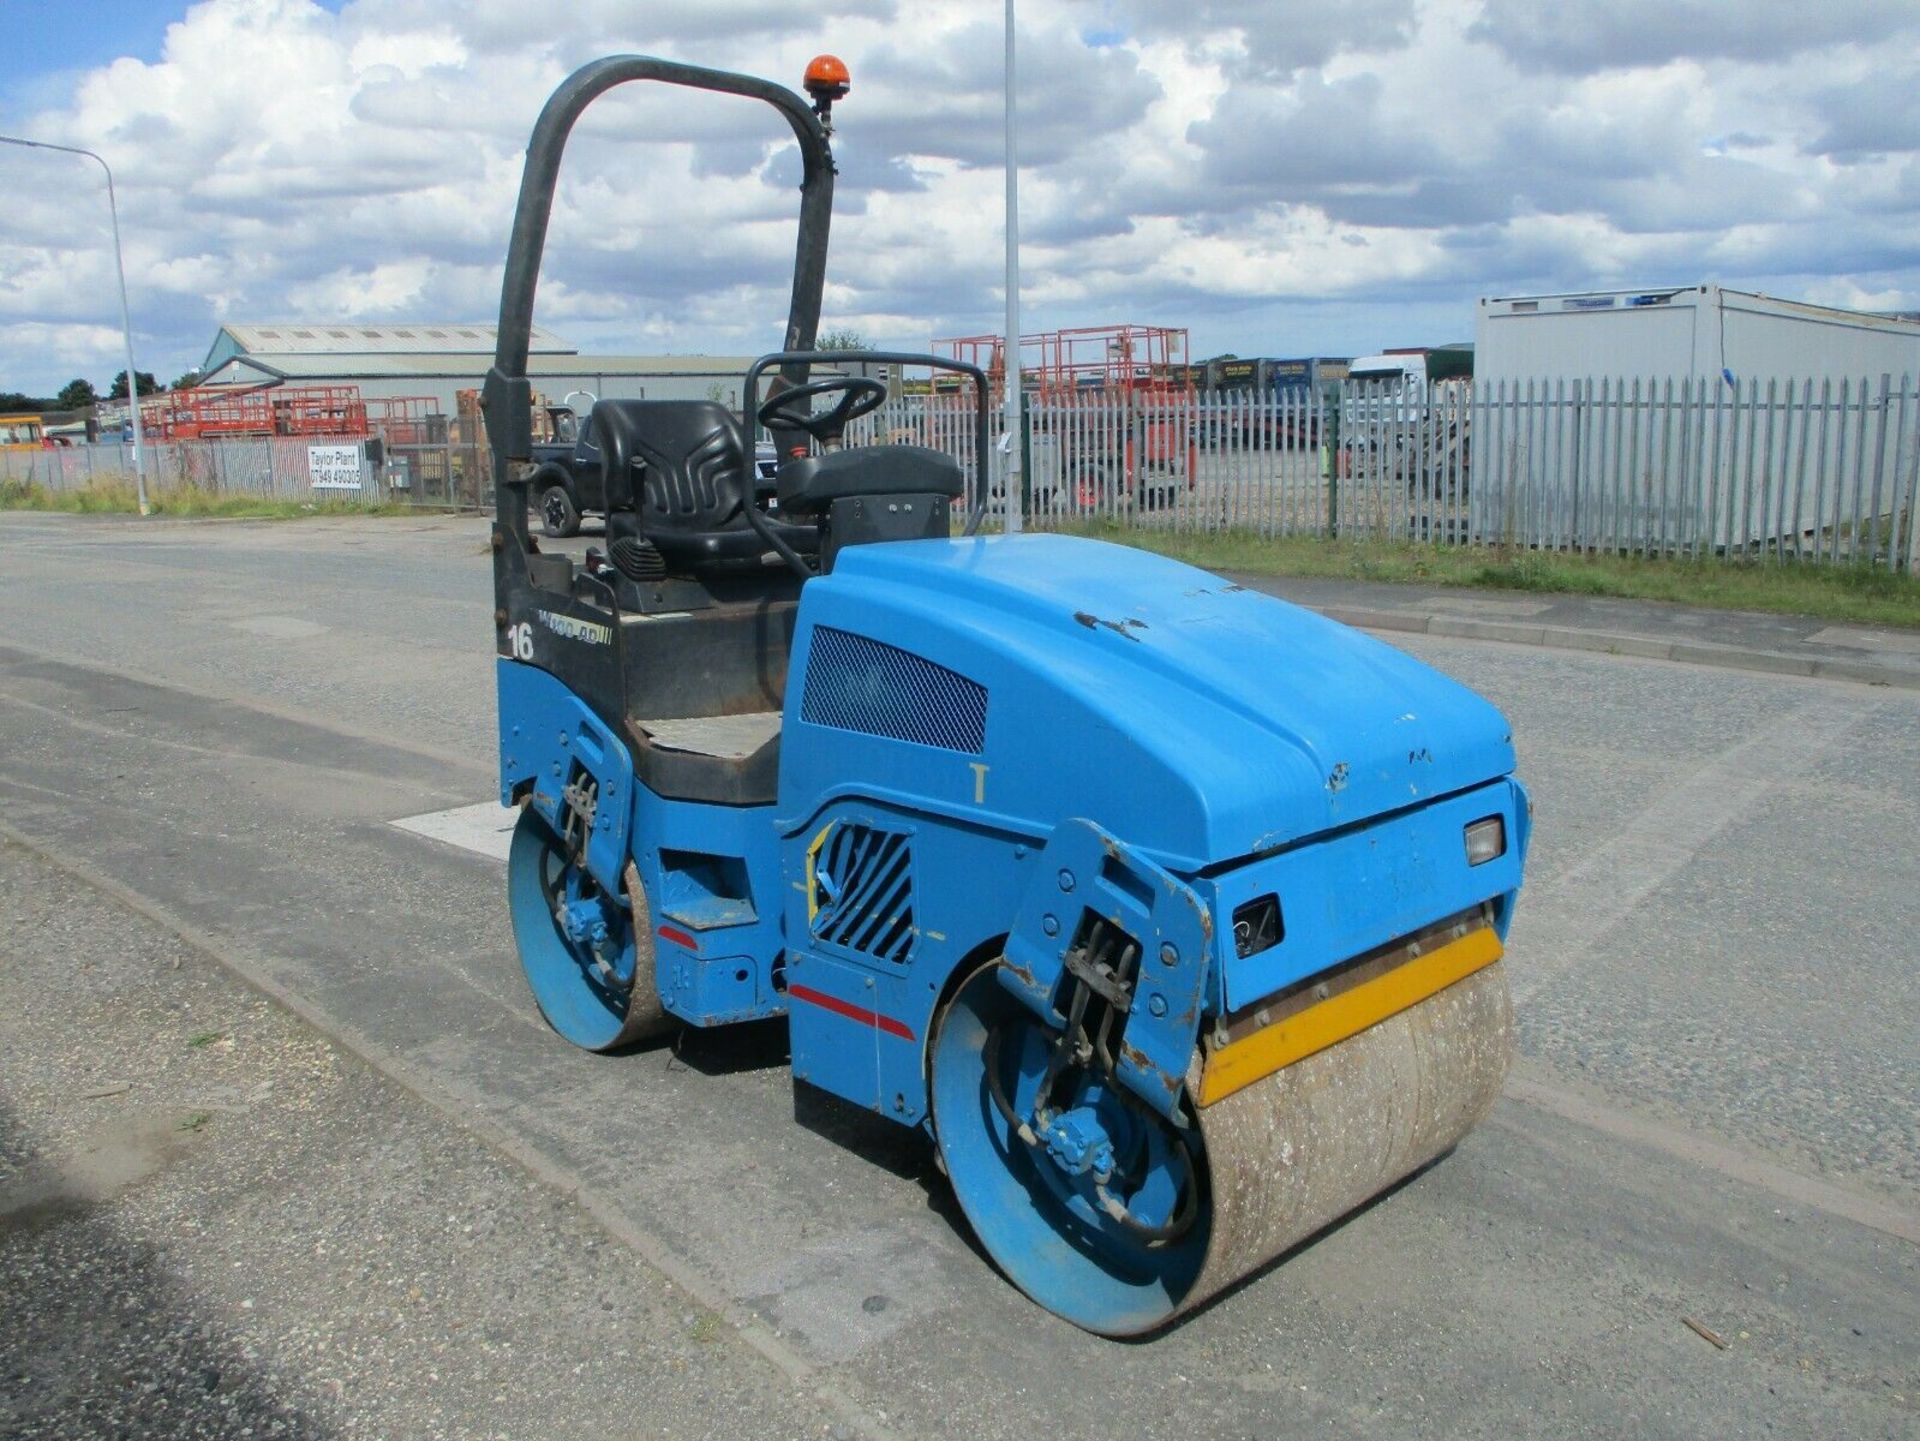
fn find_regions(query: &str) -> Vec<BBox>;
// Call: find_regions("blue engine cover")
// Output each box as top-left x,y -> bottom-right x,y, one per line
778,534 -> 1517,874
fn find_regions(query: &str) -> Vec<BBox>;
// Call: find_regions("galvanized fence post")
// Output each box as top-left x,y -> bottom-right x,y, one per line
1866,373 -> 1892,567
1846,375 -> 1870,564
1325,384 -> 1339,541
1902,374 -> 1920,573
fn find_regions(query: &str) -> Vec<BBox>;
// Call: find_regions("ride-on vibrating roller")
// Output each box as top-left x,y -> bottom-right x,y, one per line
486,54 -> 1529,1334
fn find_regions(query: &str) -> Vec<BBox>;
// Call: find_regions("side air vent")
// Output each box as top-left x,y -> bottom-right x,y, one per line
800,627 -> 988,754
809,823 -> 916,965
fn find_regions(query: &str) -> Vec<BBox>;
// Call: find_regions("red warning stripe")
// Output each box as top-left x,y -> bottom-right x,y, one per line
656,924 -> 698,951
788,983 -> 915,1041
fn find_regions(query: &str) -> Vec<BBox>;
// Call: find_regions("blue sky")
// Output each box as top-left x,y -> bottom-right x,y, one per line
1,0 -> 1916,396
0,1 -> 344,120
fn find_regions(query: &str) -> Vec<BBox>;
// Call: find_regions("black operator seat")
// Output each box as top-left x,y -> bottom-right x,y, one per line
590,399 -> 817,570
775,444 -> 964,515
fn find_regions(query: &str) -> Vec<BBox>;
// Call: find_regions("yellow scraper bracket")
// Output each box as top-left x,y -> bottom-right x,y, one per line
1197,925 -> 1504,1108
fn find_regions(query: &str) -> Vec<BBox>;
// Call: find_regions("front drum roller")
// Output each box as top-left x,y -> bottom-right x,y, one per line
507,804 -> 673,1051
931,957 -> 1512,1336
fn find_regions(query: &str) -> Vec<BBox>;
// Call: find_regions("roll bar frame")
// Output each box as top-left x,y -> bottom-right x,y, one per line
484,57 -> 837,556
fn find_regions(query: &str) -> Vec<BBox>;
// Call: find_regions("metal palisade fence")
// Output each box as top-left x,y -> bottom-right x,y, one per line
9,375 -> 1916,570
852,373 -> 1919,570
1468,374 -> 1919,568
0,432 -> 490,507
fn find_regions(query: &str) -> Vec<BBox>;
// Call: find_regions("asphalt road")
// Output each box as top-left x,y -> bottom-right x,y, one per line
1,511 -> 1914,1439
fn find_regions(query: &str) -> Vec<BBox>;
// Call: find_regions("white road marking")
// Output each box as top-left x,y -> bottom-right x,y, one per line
1503,1069 -> 1920,1247
390,801 -> 517,861
229,614 -> 329,640
1508,694 -> 1876,1003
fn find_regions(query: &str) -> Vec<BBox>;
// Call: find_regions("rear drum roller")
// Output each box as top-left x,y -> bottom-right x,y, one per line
507,805 -> 671,1051
932,957 -> 1513,1335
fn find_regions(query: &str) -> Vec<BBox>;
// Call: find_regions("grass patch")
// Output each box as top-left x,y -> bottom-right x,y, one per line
1053,522 -> 1920,629
0,477 -> 419,519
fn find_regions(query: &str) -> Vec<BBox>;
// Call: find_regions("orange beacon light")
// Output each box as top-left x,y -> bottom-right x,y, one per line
804,54 -> 850,129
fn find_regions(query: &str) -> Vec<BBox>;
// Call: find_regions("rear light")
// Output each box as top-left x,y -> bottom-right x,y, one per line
1464,816 -> 1505,867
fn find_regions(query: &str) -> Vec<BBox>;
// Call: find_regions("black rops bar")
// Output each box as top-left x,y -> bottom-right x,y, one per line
484,56 -> 837,560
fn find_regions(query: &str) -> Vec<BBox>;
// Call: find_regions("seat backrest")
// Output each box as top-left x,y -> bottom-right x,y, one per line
590,398 -> 820,573
592,399 -> 748,536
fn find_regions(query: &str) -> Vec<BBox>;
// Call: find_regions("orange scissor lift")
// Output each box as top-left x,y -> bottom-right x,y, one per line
155,385 -> 375,440
935,323 -> 1198,513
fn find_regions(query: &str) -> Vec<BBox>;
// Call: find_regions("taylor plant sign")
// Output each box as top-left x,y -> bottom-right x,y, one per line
308,443 -> 364,490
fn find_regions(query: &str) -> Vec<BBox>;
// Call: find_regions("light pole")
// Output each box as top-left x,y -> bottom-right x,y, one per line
1001,0 -> 1023,533
0,134 -> 149,515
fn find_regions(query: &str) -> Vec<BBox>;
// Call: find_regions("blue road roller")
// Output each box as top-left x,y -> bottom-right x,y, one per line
487,55 -> 1530,1336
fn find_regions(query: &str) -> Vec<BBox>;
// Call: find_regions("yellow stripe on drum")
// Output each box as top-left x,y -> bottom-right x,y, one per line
1198,926 -> 1504,1108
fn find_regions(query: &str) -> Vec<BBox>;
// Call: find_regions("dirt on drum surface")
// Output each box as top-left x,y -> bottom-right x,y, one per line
0,839 -> 843,1441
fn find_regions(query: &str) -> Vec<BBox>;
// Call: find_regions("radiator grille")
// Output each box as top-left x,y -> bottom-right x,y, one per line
811,823 -> 916,965
799,627 -> 987,754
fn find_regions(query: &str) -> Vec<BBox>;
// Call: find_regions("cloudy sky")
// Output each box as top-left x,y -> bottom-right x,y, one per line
2,0 -> 1916,396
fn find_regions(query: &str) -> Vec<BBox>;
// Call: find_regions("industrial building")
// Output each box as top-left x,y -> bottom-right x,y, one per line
197,323 -> 767,415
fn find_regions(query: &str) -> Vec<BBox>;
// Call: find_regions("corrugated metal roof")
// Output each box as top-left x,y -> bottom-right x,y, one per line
212,322 -> 576,357
517,355 -> 774,376
199,353 -> 791,385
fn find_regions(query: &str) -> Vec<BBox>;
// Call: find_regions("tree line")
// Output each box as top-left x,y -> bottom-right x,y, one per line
1,368 -> 205,414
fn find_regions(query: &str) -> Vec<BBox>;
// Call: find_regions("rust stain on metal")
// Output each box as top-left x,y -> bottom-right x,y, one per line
1120,1041 -> 1184,1094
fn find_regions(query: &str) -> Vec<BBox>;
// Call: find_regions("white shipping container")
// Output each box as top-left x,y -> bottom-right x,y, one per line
1471,286 -> 1920,550
1475,285 -> 1920,391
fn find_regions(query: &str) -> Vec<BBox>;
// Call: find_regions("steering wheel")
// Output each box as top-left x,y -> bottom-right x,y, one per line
756,376 -> 887,446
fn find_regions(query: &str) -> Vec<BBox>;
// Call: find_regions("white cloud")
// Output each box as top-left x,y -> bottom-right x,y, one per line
0,0 -> 1915,397
1468,0 -> 1920,74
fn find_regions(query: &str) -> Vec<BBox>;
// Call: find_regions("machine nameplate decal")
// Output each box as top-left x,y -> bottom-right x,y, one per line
539,610 -> 613,645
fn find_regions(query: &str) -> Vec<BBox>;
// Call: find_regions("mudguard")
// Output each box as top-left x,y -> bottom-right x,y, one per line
999,819 -> 1212,1123
497,659 -> 636,900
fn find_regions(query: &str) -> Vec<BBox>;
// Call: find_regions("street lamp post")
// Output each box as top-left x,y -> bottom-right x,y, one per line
1001,0 -> 1023,534
0,134 -> 149,515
